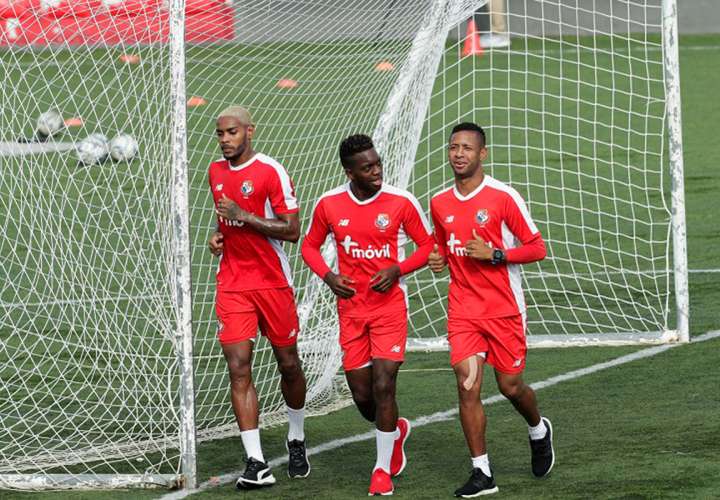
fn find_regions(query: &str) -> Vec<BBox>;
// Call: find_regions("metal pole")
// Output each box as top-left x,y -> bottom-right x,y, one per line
662,0 -> 689,343
168,0 -> 198,488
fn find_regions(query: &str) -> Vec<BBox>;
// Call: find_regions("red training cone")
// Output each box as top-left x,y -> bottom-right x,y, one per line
461,19 -> 483,58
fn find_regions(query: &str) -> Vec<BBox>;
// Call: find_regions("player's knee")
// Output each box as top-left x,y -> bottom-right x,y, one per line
498,379 -> 524,401
351,389 -> 373,408
227,358 -> 252,386
372,376 -> 396,402
277,357 -> 303,380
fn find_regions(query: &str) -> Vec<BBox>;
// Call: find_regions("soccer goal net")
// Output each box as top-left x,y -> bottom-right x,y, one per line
0,0 -> 686,491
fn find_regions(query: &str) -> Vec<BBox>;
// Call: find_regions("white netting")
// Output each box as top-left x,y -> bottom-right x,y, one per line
0,0 -> 679,490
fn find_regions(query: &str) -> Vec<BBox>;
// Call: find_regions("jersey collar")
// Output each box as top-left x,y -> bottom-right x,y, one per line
228,153 -> 258,171
346,182 -> 383,205
453,175 -> 490,202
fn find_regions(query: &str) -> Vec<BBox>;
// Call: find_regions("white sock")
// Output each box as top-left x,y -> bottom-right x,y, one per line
471,454 -> 491,477
529,418 -> 547,440
373,429 -> 396,473
287,405 -> 305,442
240,429 -> 265,462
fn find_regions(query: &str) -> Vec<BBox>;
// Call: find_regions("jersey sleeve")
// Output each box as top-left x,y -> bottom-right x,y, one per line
268,163 -> 299,215
300,198 -> 333,278
430,197 -> 448,259
502,190 -> 547,263
397,194 -> 434,275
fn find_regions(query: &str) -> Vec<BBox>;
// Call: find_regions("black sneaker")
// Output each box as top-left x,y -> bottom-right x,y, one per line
235,457 -> 276,490
530,417 -> 555,477
287,439 -> 311,478
454,468 -> 498,497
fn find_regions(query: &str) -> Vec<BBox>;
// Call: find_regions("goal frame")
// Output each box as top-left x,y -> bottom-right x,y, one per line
0,0 -> 688,491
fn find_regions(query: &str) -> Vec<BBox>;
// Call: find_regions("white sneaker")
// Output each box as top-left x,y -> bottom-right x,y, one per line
480,33 -> 510,49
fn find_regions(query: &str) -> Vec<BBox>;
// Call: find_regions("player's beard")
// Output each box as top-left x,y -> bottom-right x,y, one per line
222,140 -> 248,162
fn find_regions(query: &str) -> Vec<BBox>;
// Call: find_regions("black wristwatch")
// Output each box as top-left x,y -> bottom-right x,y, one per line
491,248 -> 506,265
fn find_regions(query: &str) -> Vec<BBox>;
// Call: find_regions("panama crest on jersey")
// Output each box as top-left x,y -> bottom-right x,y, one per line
475,208 -> 490,226
241,180 -> 254,197
375,213 -> 390,231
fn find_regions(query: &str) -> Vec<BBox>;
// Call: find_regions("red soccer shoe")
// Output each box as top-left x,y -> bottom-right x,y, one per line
390,417 -> 411,477
368,468 -> 394,496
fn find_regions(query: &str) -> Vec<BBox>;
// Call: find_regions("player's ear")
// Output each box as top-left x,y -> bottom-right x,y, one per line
246,125 -> 255,140
343,166 -> 354,181
479,146 -> 488,162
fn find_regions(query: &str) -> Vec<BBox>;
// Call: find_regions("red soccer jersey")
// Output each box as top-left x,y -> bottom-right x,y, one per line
430,175 -> 546,319
302,183 -> 434,318
209,153 -> 298,292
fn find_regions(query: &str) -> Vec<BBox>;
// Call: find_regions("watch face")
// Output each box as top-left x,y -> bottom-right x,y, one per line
492,249 -> 504,263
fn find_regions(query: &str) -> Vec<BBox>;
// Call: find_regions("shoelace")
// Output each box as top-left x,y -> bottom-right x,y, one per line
245,458 -> 266,475
288,442 -> 306,465
530,435 -> 551,455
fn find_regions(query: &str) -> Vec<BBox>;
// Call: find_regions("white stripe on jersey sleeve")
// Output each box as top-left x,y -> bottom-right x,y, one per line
486,177 -> 539,235
256,153 -> 298,211
501,220 -> 526,315
382,184 -> 432,234
264,198 -> 294,288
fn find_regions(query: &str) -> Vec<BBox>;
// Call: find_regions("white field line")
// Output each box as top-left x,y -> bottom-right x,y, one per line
158,330 -> 720,500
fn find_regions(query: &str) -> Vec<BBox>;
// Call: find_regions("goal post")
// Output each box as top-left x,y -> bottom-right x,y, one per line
0,0 -> 687,491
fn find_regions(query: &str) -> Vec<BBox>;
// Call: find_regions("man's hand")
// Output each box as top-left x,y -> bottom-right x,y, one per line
216,194 -> 249,223
370,265 -> 400,292
208,231 -> 224,256
465,229 -> 494,260
323,272 -> 356,298
428,244 -> 446,273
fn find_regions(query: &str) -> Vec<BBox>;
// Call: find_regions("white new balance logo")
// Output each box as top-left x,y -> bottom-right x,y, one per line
338,219 -> 350,226
215,183 -> 223,191
340,235 -> 391,259
390,345 -> 401,353
445,215 -> 454,223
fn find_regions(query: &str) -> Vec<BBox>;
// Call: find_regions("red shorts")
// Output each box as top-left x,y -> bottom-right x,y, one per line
447,314 -> 527,374
215,288 -> 300,347
339,310 -> 407,371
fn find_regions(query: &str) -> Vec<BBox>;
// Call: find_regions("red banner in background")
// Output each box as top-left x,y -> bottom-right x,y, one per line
0,0 -> 234,45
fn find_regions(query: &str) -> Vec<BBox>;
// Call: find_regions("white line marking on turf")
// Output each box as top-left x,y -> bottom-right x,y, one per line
158,330 -> 720,500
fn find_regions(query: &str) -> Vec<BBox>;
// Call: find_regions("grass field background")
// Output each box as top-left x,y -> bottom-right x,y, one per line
1,31 -> 718,498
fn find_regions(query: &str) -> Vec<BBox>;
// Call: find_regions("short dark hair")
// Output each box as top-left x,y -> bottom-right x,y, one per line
339,134 -> 374,169
450,122 -> 486,147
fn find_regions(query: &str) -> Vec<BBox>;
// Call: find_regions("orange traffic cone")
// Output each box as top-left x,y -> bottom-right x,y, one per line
461,18 -> 483,57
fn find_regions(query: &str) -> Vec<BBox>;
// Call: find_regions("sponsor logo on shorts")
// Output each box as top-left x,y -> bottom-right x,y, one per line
390,345 -> 401,353
375,213 -> 390,231
513,358 -> 523,367
475,208 -> 490,226
241,180 -> 254,197
338,218 -> 350,226
445,214 -> 454,223
215,183 -> 223,191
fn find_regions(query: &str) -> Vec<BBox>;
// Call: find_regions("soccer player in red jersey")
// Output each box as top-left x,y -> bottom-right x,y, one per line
301,134 -> 434,496
208,106 -> 310,489
428,123 -> 555,497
